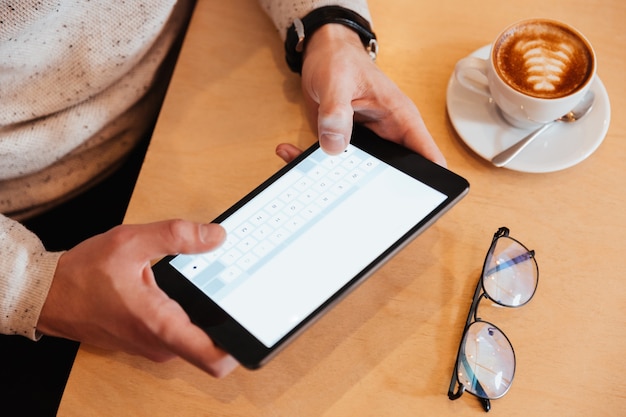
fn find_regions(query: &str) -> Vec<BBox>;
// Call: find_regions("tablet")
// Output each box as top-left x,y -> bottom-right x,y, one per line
152,124 -> 469,369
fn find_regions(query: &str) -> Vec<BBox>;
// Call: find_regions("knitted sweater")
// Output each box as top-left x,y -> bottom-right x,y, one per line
0,0 -> 369,339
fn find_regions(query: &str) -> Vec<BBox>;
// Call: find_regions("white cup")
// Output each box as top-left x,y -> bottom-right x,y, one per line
454,18 -> 596,129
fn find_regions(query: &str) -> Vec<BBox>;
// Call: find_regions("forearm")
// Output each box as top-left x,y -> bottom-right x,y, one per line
257,0 -> 372,39
0,215 -> 62,340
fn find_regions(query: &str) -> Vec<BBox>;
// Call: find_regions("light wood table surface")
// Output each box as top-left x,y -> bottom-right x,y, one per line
58,0 -> 626,415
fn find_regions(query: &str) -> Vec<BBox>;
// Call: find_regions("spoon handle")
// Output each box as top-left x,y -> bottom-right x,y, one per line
491,122 -> 554,167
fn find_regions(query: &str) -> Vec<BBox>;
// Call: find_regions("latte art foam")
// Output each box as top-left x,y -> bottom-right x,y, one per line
494,20 -> 594,99
518,39 -> 574,92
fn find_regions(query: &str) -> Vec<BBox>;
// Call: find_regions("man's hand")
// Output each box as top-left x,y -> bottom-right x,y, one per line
298,24 -> 446,166
38,220 -> 238,378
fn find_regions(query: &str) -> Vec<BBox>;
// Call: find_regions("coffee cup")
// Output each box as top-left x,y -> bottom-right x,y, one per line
454,18 -> 596,129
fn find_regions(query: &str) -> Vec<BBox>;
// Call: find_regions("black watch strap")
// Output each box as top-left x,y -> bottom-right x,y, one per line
284,6 -> 378,74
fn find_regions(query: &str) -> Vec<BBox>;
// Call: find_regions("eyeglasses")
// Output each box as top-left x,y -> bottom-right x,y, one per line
448,227 -> 538,412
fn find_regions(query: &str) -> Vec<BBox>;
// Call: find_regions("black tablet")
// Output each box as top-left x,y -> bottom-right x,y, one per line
152,124 -> 469,369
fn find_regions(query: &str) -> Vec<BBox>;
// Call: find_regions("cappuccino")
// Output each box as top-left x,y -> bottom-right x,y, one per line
493,19 -> 594,99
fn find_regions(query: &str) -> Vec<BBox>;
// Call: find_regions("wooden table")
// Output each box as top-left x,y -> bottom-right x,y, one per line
58,0 -> 626,415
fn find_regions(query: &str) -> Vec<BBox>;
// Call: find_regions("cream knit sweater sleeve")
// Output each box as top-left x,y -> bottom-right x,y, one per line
0,0 -> 189,339
258,0 -> 371,40
0,0 -> 371,340
0,216 -> 62,339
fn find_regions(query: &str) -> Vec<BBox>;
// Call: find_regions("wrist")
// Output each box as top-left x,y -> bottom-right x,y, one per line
284,6 -> 378,74
303,24 -> 363,62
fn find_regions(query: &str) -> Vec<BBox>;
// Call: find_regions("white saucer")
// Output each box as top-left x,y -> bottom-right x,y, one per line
446,45 -> 611,173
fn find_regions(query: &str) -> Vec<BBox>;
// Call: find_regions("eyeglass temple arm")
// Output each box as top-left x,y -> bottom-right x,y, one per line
480,398 -> 491,412
448,363 -> 491,412
447,285 -> 493,411
447,278 -> 487,396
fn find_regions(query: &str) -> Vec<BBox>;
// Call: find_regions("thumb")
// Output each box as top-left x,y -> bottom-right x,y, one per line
129,220 -> 226,260
318,113 -> 353,155
315,85 -> 355,155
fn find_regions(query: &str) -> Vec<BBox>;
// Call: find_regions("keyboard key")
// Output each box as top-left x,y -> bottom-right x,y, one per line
284,215 -> 306,233
252,224 -> 273,240
283,200 -> 304,217
265,199 -> 283,214
361,157 -> 380,171
253,240 -> 275,258
234,222 -> 254,238
236,236 -> 258,253
221,248 -> 243,265
218,266 -> 243,283
331,180 -> 350,196
316,192 -> 336,208
180,257 -> 209,279
237,253 -> 260,271
345,169 -> 365,184
298,189 -> 318,205
250,210 -> 270,226
280,189 -> 298,204
269,228 -> 289,245
307,165 -> 328,180
300,204 -> 321,220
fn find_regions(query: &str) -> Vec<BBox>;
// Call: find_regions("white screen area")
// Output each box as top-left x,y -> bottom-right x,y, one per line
170,145 -> 446,347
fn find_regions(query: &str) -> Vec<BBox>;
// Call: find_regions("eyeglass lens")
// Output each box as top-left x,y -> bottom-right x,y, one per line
457,321 -> 514,399
483,236 -> 538,307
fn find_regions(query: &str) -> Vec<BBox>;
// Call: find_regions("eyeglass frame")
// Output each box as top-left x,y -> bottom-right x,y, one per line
447,226 -> 538,412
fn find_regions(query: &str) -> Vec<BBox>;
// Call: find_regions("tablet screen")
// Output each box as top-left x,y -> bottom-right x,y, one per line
168,143 -> 447,348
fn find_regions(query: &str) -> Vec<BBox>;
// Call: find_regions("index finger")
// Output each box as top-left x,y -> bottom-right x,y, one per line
151,292 -> 239,377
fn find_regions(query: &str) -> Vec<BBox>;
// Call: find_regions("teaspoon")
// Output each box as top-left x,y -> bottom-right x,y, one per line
491,90 -> 595,168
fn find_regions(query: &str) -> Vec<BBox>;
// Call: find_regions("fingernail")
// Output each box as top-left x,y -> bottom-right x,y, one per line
320,133 -> 346,154
276,149 -> 289,161
200,223 -> 225,245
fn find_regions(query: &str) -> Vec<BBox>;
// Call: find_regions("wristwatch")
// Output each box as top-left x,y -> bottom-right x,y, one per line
284,6 -> 378,74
